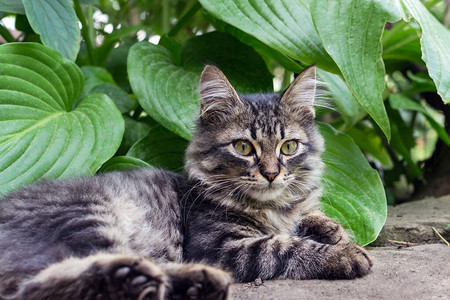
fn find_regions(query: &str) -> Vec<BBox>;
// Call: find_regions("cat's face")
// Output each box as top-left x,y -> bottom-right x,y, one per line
186,65 -> 324,207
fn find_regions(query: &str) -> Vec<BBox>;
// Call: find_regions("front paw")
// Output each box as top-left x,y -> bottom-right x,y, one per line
99,256 -> 167,300
166,264 -> 231,300
324,243 -> 373,279
299,213 -> 350,244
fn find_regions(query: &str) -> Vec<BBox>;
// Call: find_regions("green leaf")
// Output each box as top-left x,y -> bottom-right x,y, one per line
382,25 -> 422,64
81,66 -> 116,95
117,116 -> 159,156
128,31 -> 273,140
127,126 -> 188,172
158,35 -> 182,60
105,43 -> 134,93
389,93 -> 450,146
199,0 -> 338,73
0,0 -> 25,14
93,25 -> 146,66
402,0 -> 450,103
22,0 -> 80,61
0,43 -> 124,196
386,102 -> 423,180
90,83 -> 136,114
317,69 -> 365,130
79,0 -> 99,5
98,156 -> 151,173
206,15 -> 305,73
318,122 -> 387,246
404,71 -> 437,94
310,0 -> 404,141
347,125 -> 394,168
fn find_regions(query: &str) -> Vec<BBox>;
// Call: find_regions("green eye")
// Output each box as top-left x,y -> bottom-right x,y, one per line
234,140 -> 253,156
281,140 -> 298,155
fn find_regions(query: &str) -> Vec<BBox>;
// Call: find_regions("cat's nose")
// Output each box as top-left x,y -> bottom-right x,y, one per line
261,170 -> 280,183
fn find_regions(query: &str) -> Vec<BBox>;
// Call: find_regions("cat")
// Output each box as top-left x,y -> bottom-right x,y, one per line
0,65 -> 372,300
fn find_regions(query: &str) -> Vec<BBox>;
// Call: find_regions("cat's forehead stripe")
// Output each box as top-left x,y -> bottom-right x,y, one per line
247,99 -> 284,139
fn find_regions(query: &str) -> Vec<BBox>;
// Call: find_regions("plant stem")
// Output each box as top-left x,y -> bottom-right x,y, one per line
162,0 -> 170,34
87,4 -> 95,47
432,227 -> 449,246
74,0 -> 95,65
132,105 -> 143,120
281,69 -> 292,91
168,1 -> 201,37
410,111 -> 418,128
0,23 -> 15,43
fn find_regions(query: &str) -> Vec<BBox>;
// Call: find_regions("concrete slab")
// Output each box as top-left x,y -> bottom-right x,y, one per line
230,244 -> 449,300
373,195 -> 450,246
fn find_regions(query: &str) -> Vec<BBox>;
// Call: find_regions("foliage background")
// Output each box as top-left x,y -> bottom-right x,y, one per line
0,0 -> 449,245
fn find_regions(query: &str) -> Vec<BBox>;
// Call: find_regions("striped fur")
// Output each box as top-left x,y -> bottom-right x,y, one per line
0,66 -> 371,299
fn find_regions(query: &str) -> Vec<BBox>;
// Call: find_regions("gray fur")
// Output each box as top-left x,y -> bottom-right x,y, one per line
0,65 -> 371,300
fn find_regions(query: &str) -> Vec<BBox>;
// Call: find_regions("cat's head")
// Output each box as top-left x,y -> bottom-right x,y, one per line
185,65 -> 324,208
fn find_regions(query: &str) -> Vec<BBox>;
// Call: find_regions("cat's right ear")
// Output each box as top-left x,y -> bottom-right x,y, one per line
280,65 -> 317,121
199,65 -> 242,122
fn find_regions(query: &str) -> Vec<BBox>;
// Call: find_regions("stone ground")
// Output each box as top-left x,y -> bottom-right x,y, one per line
230,195 -> 450,300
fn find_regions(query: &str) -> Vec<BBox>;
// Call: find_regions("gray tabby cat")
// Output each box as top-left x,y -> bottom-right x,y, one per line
0,65 -> 372,300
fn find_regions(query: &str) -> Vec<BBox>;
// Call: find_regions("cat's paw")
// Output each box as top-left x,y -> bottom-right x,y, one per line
166,264 -> 231,300
324,242 -> 373,279
299,212 -> 350,245
99,256 -> 167,300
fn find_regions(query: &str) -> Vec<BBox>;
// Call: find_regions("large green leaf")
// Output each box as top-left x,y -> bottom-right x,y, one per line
128,31 -> 273,140
310,0 -> 405,141
318,123 -> 387,245
0,43 -> 124,196
199,0 -> 338,73
0,0 -> 25,14
206,15 -> 305,73
22,0 -> 80,61
402,0 -> 450,103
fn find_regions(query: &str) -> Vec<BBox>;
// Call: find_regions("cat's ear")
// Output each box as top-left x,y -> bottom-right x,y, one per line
280,65 -> 317,120
199,65 -> 242,122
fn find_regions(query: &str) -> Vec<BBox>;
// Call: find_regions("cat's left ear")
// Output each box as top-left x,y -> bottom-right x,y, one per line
280,65 -> 317,120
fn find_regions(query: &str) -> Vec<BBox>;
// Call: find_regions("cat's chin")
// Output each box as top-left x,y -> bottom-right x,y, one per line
246,186 -> 286,202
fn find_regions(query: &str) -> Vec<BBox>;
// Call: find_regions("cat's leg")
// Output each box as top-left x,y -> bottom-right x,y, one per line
298,209 -> 351,244
16,253 -> 167,300
186,227 -> 372,282
161,263 -> 231,300
229,235 -> 371,281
